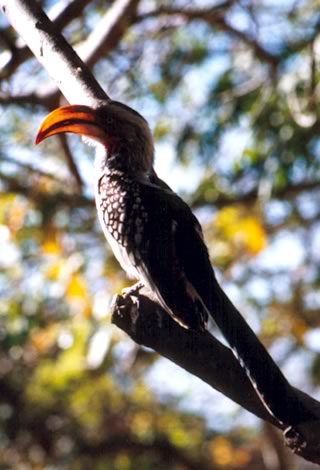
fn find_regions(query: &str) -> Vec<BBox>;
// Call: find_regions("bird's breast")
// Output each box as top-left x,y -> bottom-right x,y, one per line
95,172 -> 149,279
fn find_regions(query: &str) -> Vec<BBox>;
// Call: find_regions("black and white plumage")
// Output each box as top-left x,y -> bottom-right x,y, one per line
36,100 -> 214,330
95,168 -> 211,330
36,99 -> 316,428
91,103 -> 213,330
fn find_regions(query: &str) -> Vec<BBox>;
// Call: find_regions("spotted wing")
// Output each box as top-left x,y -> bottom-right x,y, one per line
130,182 -> 216,330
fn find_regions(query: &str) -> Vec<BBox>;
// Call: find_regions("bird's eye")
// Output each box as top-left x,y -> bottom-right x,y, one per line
106,117 -> 113,124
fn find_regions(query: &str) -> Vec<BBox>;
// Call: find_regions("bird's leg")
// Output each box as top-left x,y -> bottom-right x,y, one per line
121,281 -> 144,298
121,281 -> 144,314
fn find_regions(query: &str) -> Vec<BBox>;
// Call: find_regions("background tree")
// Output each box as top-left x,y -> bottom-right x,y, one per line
0,0 -> 320,468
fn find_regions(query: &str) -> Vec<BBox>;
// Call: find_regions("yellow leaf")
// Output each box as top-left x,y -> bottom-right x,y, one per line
45,260 -> 63,281
66,273 -> 87,298
238,217 -> 266,255
42,239 -> 61,255
214,207 -> 267,256
41,225 -> 61,255
214,207 -> 238,234
66,273 -> 92,317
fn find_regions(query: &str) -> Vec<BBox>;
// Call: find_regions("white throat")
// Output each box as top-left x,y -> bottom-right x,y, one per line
94,143 -> 109,175
82,136 -> 108,176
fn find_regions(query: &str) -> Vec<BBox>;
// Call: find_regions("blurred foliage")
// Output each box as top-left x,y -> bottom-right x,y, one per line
1,0 -> 320,468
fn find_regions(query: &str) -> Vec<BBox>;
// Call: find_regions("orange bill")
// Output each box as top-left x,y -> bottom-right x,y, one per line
35,105 -> 104,144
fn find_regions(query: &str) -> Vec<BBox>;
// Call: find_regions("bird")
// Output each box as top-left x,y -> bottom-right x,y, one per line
35,100 -> 217,331
35,99 -> 316,428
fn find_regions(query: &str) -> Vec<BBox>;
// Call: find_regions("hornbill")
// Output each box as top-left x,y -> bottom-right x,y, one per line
36,100 -> 315,429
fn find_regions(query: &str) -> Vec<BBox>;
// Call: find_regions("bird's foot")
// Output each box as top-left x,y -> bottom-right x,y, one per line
121,281 -> 144,298
120,283 -> 144,332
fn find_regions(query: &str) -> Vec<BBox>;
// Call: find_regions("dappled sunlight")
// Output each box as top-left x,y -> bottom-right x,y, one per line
0,0 -> 319,467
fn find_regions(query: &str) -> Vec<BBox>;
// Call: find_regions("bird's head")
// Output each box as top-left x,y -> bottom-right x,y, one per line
35,100 -> 154,175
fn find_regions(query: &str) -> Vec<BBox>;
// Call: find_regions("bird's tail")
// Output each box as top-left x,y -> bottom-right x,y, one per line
208,281 -> 315,427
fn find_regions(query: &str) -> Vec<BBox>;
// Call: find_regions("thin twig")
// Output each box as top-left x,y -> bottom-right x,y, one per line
58,134 -> 84,191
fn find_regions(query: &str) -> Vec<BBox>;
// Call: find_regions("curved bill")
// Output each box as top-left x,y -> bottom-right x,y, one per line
35,105 -> 104,144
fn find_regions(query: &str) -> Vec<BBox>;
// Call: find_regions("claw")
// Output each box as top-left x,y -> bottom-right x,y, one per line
121,281 -> 144,297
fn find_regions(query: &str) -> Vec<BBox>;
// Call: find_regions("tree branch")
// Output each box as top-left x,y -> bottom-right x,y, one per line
0,169 -> 94,209
192,179 -> 320,209
0,154 -> 66,183
2,0 -> 320,464
58,134 -> 84,191
0,0 -> 92,80
0,0 -> 107,106
137,5 -> 278,67
0,0 -> 140,109
111,292 -> 320,464
78,0 -> 140,69
0,88 -> 59,108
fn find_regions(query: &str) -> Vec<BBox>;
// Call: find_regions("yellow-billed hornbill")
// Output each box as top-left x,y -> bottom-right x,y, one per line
36,100 -> 315,429
36,101 -> 211,330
